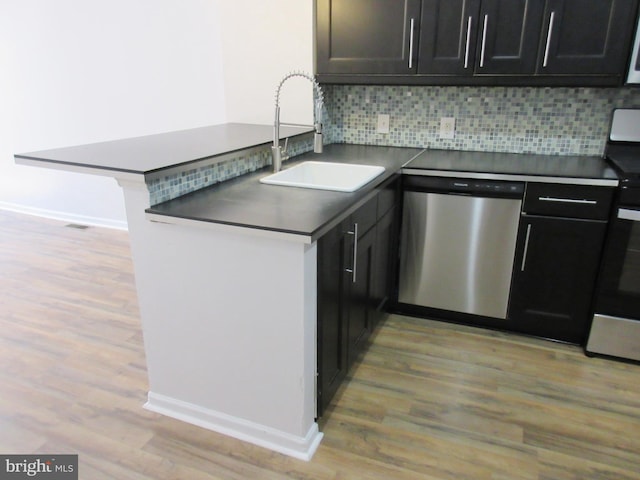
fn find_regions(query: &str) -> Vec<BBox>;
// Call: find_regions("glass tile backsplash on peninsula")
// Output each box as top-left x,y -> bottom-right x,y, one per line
322,85 -> 640,156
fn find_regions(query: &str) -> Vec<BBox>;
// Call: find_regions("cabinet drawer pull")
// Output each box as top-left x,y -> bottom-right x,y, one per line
618,208 -> 640,222
538,196 -> 597,205
345,223 -> 359,283
408,18 -> 415,69
464,16 -> 472,69
543,11 -> 555,67
479,15 -> 488,68
521,224 -> 532,272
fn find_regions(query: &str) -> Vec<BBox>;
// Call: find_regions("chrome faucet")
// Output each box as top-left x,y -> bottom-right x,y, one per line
271,71 -> 324,173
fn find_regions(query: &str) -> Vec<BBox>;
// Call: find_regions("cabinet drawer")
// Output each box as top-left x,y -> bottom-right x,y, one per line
523,184 -> 614,220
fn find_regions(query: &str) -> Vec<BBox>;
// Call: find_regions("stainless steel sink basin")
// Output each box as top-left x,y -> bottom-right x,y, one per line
260,161 -> 385,192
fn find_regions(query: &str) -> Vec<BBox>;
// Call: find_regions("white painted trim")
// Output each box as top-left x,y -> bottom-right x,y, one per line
0,201 -> 128,231
144,391 -> 323,461
145,212 -> 313,244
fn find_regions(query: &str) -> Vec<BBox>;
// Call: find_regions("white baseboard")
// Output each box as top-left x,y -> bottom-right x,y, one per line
144,391 -> 323,461
0,202 -> 128,231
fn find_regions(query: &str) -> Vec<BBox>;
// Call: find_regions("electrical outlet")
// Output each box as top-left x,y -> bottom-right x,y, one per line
377,114 -> 390,134
440,117 -> 455,139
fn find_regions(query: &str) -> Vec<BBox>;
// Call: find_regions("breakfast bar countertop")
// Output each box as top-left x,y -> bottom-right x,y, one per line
14,123 -> 313,178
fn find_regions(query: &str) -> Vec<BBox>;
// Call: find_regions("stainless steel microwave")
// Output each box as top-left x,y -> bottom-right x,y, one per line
628,15 -> 640,83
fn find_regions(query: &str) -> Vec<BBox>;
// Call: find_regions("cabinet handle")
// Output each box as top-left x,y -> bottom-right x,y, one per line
521,224 -> 532,272
464,16 -> 473,69
345,223 -> 359,283
543,11 -> 555,68
479,15 -> 488,68
618,208 -> 640,222
408,18 -> 415,69
538,196 -> 597,205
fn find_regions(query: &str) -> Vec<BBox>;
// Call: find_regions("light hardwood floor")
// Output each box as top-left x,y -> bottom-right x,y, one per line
1,210 -> 639,480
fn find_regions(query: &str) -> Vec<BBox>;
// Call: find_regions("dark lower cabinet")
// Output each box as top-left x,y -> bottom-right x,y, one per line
372,206 -> 398,327
347,225 -> 377,365
509,183 -> 614,343
509,215 -> 609,344
317,178 -> 400,416
317,218 -> 349,418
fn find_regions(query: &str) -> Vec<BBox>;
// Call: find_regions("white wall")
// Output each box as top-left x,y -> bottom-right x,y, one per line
0,0 -> 315,228
0,0 -> 227,228
217,0 -> 315,125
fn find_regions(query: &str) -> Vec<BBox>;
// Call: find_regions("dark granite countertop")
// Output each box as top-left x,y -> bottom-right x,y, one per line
404,149 -> 619,186
15,123 -> 312,177
146,144 -> 423,242
147,145 -> 620,242
16,119 -> 619,243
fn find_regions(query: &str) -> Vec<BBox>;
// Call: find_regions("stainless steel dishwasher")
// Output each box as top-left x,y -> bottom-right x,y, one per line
398,176 -> 524,319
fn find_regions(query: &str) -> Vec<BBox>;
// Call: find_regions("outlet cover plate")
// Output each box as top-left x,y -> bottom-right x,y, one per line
440,117 -> 455,139
377,114 -> 390,134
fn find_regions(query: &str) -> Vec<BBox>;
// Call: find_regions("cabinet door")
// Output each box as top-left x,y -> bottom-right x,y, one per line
347,225 -> 377,364
417,0 -> 481,75
372,206 -> 399,327
475,0 -> 545,74
316,0 -> 422,74
316,219 -> 350,416
509,215 -> 607,343
418,0 -> 544,75
539,0 -> 638,75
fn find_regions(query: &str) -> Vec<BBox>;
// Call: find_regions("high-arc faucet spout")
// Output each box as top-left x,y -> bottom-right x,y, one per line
271,71 -> 324,173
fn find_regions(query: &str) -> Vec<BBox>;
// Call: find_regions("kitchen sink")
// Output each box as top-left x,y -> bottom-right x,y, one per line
260,161 -> 385,192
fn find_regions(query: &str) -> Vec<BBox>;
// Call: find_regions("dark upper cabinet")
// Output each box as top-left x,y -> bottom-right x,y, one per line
316,0 -> 422,74
418,0 -> 545,75
476,0 -> 546,74
538,0 -> 638,75
418,0 -> 481,74
315,0 -> 640,85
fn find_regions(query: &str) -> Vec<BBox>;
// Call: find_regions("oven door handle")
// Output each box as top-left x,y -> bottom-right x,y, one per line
618,208 -> 640,222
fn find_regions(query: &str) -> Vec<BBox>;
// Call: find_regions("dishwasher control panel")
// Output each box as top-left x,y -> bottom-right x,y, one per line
404,175 -> 525,198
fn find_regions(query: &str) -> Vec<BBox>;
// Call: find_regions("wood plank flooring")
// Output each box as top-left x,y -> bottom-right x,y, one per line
1,209 -> 639,479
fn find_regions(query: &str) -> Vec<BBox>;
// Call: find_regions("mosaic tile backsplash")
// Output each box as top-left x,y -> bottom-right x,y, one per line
149,85 -> 640,205
147,135 -> 314,205
322,85 -> 640,156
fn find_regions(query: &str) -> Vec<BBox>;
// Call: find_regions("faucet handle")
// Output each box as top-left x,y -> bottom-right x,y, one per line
282,137 -> 289,159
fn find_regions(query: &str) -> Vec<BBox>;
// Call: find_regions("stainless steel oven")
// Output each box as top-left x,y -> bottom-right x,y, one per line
627,13 -> 640,83
588,196 -> 640,360
587,109 -> 640,361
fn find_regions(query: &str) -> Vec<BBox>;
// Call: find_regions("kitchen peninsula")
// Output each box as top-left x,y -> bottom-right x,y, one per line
14,123 -> 422,461
15,122 -> 619,460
